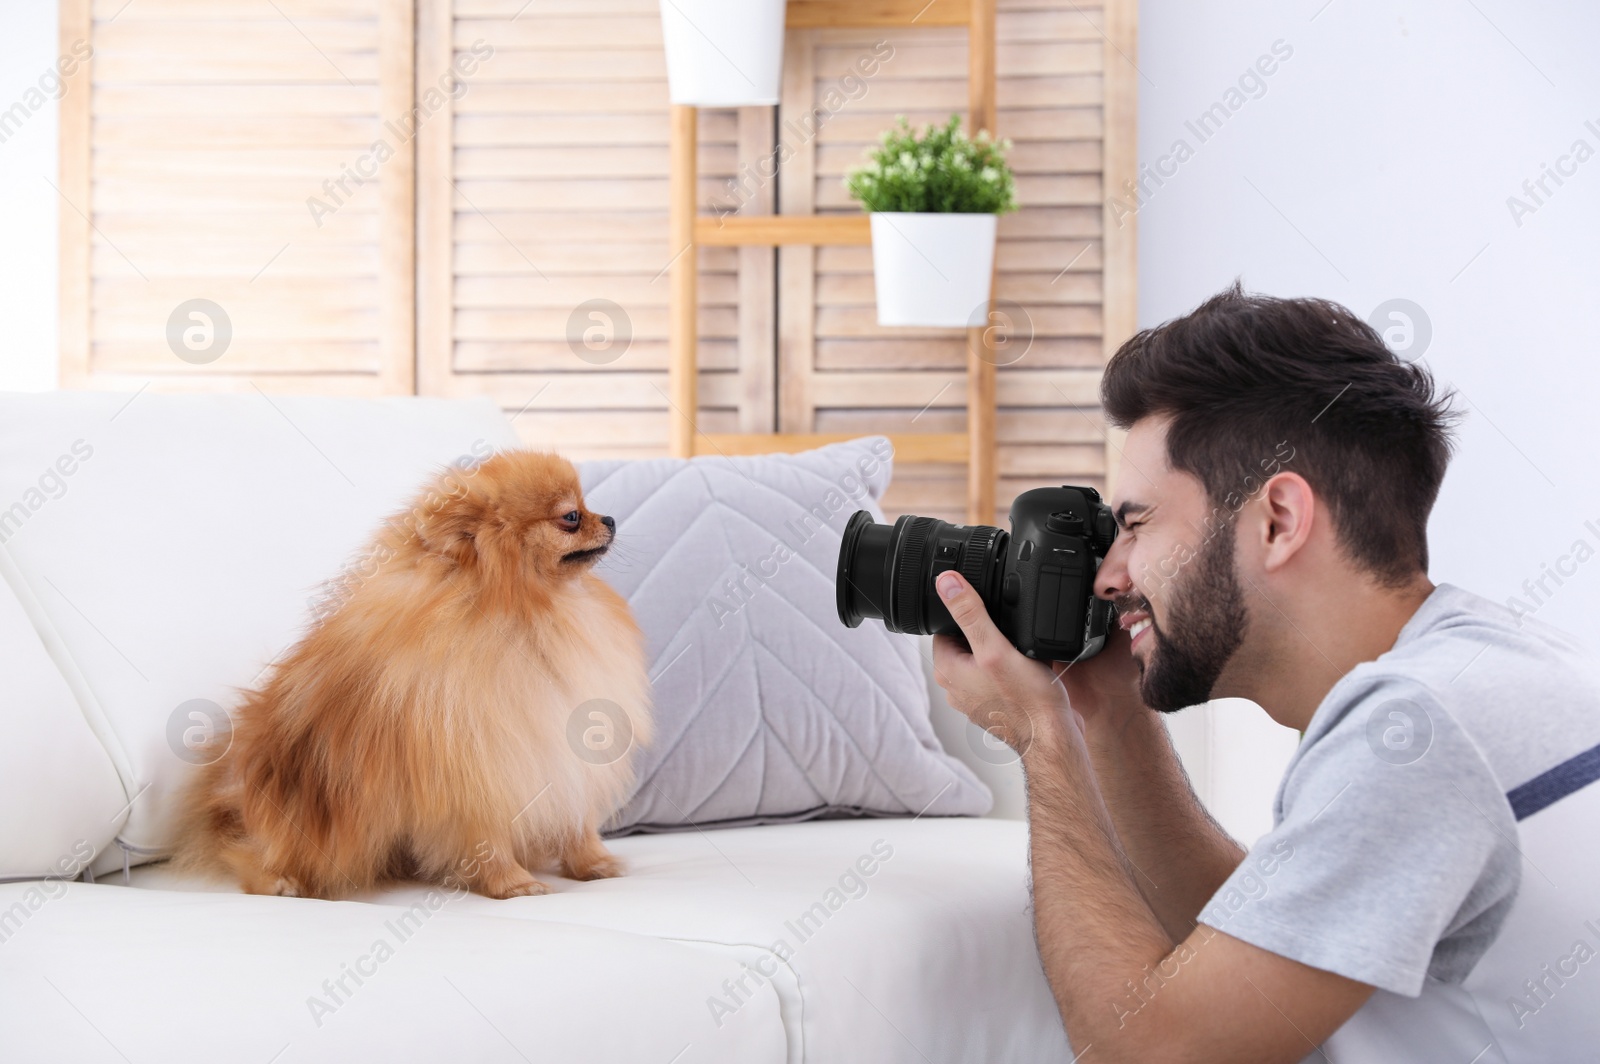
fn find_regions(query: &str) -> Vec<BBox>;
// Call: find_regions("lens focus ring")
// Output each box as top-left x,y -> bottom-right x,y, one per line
894,516 -> 937,632
959,526 -> 999,593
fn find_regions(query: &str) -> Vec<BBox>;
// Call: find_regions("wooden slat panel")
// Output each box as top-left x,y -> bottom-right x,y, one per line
422,0 -> 775,440
454,111 -> 739,147
63,0 -> 1134,483
815,336 -> 1103,369
808,369 -> 1102,407
1101,0 -> 1138,492
454,16 -> 663,49
451,307 -> 740,341
453,339 -> 739,373
58,0 -> 92,389
92,85 -> 380,116
73,372 -> 398,396
64,0 -> 415,394
94,0 -> 374,17
454,241 -> 739,274
813,41 -> 1102,78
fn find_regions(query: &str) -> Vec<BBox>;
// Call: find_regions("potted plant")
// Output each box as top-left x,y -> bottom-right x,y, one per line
658,0 -> 786,106
846,116 -> 1018,327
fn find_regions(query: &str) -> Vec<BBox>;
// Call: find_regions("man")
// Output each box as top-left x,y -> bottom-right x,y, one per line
932,284 -> 1600,1062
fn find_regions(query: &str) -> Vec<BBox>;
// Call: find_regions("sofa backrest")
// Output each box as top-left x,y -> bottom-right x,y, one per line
0,391 -> 520,876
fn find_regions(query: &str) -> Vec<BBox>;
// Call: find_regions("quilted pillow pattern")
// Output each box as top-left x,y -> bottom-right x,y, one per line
583,437 -> 991,834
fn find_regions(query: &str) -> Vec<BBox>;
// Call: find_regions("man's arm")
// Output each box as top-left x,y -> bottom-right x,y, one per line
1023,719 -> 1372,1062
1067,641 -> 1247,941
932,573 -> 1371,1062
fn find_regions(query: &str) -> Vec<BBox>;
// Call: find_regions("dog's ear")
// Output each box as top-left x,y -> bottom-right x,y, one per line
415,489 -> 489,567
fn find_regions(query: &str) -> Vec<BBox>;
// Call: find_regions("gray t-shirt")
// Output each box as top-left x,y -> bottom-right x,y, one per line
1198,583 -> 1600,1062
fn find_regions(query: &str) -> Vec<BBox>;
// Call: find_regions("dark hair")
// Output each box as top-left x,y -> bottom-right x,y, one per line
1101,282 -> 1458,585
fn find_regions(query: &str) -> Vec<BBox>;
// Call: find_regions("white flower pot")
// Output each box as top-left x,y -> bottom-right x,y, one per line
869,212 -> 999,328
659,0 -> 786,106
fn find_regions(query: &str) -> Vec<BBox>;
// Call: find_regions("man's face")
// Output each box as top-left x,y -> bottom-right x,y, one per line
1096,418 -> 1250,713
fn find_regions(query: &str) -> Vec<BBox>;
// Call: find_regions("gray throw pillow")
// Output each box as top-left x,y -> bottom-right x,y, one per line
580,437 -> 992,834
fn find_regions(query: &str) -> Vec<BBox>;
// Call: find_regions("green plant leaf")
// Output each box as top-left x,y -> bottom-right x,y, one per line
844,114 -> 1018,214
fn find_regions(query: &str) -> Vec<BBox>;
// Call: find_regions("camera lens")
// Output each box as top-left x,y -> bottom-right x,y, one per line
837,511 -> 1008,636
837,511 -> 892,628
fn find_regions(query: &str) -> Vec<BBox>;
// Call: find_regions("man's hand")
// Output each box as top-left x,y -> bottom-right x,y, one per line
929,570 -> 1073,755
1055,621 -> 1146,730
929,568 -> 1372,1062
930,569 -> 1145,740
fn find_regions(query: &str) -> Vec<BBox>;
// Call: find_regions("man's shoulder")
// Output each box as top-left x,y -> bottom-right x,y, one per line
1305,583 -> 1600,794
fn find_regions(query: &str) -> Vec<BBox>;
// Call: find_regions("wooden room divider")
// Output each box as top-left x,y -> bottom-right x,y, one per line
60,0 -> 1137,519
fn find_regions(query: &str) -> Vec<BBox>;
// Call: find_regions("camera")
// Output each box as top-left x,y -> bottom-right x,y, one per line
835,485 -> 1118,662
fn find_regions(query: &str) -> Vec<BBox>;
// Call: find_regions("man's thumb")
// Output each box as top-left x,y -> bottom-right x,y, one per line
936,571 -> 997,649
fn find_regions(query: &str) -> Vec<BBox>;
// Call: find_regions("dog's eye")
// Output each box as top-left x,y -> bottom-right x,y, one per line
557,511 -> 581,532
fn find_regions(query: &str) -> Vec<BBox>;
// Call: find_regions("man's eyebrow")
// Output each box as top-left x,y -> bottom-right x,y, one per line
1113,501 -> 1149,528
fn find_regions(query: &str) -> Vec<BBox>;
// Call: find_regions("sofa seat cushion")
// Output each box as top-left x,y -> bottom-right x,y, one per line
4,819 -> 1068,1062
0,881 -> 786,1064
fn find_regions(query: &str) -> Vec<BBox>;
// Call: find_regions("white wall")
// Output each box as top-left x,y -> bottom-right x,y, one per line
0,0 -> 61,391
1140,0 -> 1600,842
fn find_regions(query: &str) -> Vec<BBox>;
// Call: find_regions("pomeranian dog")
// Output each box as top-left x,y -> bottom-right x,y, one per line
172,450 -> 651,900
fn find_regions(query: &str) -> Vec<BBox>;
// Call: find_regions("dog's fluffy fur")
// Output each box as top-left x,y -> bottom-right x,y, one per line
172,450 -> 651,899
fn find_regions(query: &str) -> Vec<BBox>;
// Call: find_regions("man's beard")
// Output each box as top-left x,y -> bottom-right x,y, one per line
1121,522 -> 1249,713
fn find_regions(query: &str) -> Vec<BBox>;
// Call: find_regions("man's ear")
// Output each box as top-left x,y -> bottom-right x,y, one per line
1256,472 -> 1317,574
417,491 -> 488,567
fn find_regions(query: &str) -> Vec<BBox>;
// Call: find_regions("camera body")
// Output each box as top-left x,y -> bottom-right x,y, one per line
836,484 -> 1118,662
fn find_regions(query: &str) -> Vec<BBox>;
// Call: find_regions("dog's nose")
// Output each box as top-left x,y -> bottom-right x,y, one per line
600,515 -> 615,530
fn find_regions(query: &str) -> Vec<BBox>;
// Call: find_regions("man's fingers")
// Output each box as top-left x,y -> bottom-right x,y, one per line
930,633 -> 987,718
935,571 -> 1007,666
930,632 -> 970,688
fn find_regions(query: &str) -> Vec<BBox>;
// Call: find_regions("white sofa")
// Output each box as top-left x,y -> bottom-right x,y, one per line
0,391 -> 1065,1063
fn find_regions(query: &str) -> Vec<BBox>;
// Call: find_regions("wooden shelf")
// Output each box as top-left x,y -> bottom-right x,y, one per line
785,0 -> 971,29
670,0 -> 1000,522
695,214 -> 871,247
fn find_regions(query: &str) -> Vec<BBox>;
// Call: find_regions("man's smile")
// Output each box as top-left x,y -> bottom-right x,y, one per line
1117,600 -> 1155,652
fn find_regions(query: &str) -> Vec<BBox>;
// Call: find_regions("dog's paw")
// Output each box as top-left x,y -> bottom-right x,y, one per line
488,877 -> 550,899
565,854 -> 626,881
271,877 -> 303,898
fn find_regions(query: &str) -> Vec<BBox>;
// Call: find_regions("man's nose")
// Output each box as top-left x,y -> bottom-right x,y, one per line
1095,533 -> 1131,601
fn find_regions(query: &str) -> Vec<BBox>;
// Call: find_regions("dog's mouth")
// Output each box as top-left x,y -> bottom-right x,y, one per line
561,543 -> 609,564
